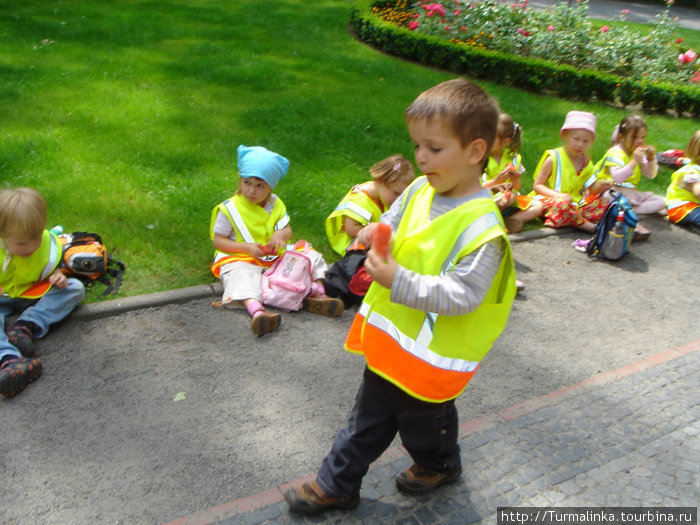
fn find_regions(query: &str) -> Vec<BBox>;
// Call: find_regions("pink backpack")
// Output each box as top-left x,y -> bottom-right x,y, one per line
261,250 -> 312,311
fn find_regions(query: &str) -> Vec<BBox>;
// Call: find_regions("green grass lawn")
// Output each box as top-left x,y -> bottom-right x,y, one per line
1,0 -> 697,300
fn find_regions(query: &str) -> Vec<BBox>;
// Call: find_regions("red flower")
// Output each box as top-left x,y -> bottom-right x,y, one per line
408,21 -> 419,30
676,38 -> 684,44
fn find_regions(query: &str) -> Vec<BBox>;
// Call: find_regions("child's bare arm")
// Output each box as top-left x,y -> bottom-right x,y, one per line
533,157 -> 570,201
268,224 -> 292,251
692,181 -> 700,199
343,216 -> 364,239
213,233 -> 265,258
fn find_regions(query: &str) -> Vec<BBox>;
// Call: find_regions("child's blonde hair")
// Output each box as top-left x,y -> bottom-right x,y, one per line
0,187 -> 47,239
405,78 -> 500,166
497,113 -> 522,154
613,114 -> 647,145
369,154 -> 415,187
685,130 -> 700,164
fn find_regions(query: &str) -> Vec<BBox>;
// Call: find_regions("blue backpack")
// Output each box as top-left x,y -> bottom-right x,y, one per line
586,189 -> 638,261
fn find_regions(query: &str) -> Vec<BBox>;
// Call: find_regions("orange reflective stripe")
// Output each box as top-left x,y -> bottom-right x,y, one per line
359,321 -> 477,402
20,280 -> 52,299
668,202 -> 698,223
344,311 -> 366,354
210,254 -> 273,277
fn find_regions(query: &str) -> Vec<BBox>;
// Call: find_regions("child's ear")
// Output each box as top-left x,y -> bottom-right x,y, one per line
467,138 -> 488,166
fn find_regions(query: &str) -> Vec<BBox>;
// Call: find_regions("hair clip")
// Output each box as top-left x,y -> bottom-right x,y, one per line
512,122 -> 520,139
393,161 -> 402,171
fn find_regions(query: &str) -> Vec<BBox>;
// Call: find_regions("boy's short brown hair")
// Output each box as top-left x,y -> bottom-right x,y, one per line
404,78 -> 500,164
0,187 -> 48,239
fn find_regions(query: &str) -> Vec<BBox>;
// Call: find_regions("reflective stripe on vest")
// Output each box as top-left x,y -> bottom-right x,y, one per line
334,201 -> 373,224
346,181 -> 515,402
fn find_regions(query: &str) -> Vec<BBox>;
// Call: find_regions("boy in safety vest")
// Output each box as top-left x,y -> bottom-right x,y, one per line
665,129 -> 700,231
0,188 -> 85,398
284,78 -> 516,514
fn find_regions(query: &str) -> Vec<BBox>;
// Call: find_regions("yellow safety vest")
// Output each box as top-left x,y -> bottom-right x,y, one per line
325,184 -> 384,256
345,177 -> 516,403
665,163 -> 700,223
529,147 -> 597,205
483,148 -> 523,182
210,194 -> 289,277
0,230 -> 61,298
593,146 -> 641,188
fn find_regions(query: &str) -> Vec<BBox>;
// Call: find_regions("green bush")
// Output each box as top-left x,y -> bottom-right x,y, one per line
351,0 -> 700,118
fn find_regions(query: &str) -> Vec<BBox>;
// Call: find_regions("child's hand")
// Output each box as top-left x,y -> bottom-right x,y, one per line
494,168 -> 510,184
267,231 -> 288,253
557,192 -> 574,204
365,246 -> 398,289
249,243 -> 267,259
595,180 -> 614,194
356,222 -> 378,249
48,270 -> 68,289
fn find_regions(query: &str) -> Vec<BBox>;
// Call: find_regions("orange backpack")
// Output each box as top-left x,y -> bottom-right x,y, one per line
58,232 -> 125,296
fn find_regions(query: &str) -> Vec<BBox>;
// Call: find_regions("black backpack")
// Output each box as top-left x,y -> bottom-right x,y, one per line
323,249 -> 369,307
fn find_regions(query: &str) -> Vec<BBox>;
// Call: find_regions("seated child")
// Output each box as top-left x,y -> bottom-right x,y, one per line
210,145 -> 343,336
665,129 -> 700,231
482,113 -> 544,233
0,187 -> 85,398
593,115 -> 665,240
325,154 -> 415,256
531,111 -> 612,233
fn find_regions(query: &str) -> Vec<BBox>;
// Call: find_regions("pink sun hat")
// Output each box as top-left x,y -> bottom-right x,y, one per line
560,111 -> 597,139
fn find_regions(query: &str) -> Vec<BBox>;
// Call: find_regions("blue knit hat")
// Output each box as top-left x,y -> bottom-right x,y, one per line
237,145 -> 289,190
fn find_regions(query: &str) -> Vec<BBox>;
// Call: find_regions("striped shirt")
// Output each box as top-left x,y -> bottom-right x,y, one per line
383,188 -> 504,316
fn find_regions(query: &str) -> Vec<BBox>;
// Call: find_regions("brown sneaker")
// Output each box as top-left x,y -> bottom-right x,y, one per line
395,463 -> 462,495
0,356 -> 43,398
303,296 -> 344,318
283,480 -> 359,515
250,311 -> 280,336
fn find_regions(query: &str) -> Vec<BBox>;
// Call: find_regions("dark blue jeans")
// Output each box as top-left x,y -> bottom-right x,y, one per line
316,366 -> 461,499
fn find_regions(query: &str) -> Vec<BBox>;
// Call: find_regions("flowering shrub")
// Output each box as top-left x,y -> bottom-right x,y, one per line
375,0 -> 699,85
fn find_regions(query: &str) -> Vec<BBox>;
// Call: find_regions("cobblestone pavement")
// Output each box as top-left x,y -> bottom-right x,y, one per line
165,341 -> 699,525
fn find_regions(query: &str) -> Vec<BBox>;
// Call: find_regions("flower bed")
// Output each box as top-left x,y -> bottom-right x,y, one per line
351,0 -> 700,117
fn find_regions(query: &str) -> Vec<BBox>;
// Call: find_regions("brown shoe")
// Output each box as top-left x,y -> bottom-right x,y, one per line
0,356 -> 43,398
395,463 -> 462,495
250,311 -> 280,336
283,480 -> 359,515
303,296 -> 344,318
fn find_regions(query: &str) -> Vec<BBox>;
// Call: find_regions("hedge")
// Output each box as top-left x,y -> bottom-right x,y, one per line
350,0 -> 700,118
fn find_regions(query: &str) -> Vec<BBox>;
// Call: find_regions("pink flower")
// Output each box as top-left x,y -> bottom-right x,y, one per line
517,27 -> 530,36
600,25 -> 609,33
547,24 -> 555,31
408,21 -> 419,30
422,3 -> 446,17
678,49 -> 698,65
691,71 -> 700,83
620,9 -> 629,15
454,9 -> 462,15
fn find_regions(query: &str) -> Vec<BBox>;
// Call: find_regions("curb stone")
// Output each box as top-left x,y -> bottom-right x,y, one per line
66,229 -> 563,322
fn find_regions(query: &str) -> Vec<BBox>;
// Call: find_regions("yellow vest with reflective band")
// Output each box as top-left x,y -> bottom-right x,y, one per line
665,163 -> 700,223
325,184 -> 384,256
483,148 -> 522,182
593,146 -> 641,188
210,194 -> 289,277
0,230 -> 61,298
529,147 -> 597,205
345,177 -> 516,403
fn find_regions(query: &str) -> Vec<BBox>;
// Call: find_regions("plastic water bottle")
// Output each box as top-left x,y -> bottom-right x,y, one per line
49,225 -> 63,235
601,211 -> 626,260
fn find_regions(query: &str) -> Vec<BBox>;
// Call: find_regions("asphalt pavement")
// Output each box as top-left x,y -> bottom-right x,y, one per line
61,224 -> 699,525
